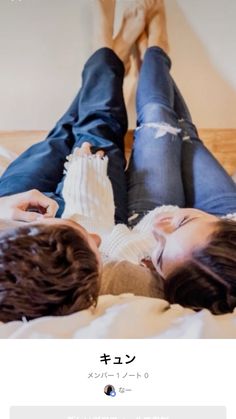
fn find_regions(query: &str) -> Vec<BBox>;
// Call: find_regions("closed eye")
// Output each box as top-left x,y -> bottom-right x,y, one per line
155,217 -> 198,274
178,216 -> 189,227
178,216 -> 197,228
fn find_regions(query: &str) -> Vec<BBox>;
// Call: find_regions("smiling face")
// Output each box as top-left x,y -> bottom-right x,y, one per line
151,208 -> 219,277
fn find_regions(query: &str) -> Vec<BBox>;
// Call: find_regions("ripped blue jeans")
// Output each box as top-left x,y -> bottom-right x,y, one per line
0,48 -> 128,223
0,47 -> 235,224
127,47 -> 236,223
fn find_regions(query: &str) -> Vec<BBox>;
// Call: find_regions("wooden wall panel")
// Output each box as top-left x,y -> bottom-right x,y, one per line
0,129 -> 236,175
125,129 -> 236,176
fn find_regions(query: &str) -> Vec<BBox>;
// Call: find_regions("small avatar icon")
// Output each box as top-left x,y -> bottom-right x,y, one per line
104,384 -> 116,397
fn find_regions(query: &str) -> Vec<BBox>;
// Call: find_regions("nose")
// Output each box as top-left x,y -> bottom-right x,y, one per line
89,233 -> 101,247
153,216 -> 175,238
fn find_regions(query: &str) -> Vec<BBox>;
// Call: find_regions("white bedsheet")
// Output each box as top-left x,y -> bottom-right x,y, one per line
0,294 -> 236,339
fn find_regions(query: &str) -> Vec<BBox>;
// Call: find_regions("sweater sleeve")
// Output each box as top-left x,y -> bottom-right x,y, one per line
61,153 -> 115,235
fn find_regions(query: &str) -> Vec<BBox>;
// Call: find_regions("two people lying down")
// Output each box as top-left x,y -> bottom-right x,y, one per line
0,0 -> 236,322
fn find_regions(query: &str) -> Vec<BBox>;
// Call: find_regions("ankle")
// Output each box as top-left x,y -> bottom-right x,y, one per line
113,36 -> 131,64
148,14 -> 169,54
92,0 -> 114,51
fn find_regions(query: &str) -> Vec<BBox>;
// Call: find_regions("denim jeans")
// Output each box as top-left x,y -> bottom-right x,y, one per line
0,48 -> 128,223
127,47 -> 236,222
0,47 -> 235,223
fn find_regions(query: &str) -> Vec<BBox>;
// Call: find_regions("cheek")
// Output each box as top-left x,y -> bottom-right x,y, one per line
162,256 -> 185,278
162,241 -> 189,277
162,260 -> 179,278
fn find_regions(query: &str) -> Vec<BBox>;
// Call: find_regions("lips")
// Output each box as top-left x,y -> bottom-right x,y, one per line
151,245 -> 161,265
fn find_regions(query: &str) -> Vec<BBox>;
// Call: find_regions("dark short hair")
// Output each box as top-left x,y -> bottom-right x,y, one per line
164,219 -> 236,315
0,223 -> 100,323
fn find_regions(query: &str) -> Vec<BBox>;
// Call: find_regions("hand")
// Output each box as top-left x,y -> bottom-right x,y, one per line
74,142 -> 105,158
0,190 -> 59,222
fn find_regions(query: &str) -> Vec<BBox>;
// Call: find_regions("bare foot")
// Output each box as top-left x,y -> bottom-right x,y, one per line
93,0 -> 116,51
143,0 -> 166,20
147,1 -> 170,54
134,0 -> 169,69
113,4 -> 146,65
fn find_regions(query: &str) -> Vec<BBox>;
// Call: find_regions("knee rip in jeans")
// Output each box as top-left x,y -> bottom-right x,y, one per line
136,122 -> 181,139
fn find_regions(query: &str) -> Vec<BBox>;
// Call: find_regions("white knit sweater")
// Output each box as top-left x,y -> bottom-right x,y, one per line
62,152 -> 236,264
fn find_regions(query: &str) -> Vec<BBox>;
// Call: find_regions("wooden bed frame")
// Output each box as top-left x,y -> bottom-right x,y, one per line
0,129 -> 235,175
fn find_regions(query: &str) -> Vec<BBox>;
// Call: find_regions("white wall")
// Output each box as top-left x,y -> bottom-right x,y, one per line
0,0 -> 236,130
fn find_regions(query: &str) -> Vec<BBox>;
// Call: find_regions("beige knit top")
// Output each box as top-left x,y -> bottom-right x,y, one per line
62,153 -> 182,264
61,151 -> 236,297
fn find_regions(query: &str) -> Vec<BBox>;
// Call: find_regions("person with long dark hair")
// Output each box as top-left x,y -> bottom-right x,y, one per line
0,0 -> 235,322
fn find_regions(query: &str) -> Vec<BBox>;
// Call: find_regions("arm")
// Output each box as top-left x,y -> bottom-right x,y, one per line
62,148 -> 115,235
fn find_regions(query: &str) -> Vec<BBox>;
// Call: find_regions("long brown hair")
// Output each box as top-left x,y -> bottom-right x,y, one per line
164,219 -> 236,314
0,223 -> 100,322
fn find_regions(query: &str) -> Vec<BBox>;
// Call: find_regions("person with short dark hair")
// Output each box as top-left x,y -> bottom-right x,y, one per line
0,221 -> 100,322
0,0 -> 236,322
0,0 -> 161,323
